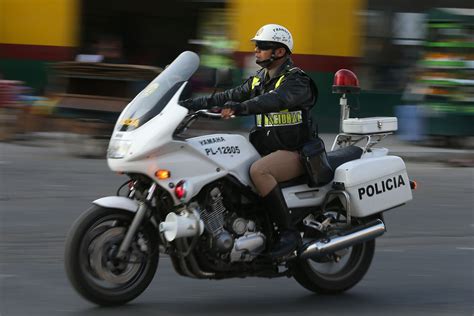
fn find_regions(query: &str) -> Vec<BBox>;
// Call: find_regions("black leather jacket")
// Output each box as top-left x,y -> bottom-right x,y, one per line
194,58 -> 318,155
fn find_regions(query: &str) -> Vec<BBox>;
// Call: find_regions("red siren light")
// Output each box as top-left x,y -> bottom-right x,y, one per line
332,69 -> 360,94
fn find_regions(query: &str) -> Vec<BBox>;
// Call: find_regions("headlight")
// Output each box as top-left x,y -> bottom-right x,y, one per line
107,139 -> 132,159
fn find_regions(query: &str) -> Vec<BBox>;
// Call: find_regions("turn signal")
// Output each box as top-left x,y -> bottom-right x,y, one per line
155,169 -> 171,179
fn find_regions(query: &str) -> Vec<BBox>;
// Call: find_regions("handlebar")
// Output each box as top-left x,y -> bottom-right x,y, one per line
195,109 -> 223,119
195,109 -> 235,119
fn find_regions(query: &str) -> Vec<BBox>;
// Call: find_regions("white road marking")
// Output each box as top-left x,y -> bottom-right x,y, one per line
379,249 -> 405,253
456,247 -> 474,251
0,274 -> 16,279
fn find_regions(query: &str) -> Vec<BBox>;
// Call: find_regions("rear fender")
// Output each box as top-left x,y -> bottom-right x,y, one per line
93,196 -> 139,213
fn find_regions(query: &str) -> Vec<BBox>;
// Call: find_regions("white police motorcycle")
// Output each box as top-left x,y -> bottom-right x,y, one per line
65,51 -> 414,306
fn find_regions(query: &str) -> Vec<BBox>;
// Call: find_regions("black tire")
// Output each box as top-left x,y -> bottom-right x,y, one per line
65,205 -> 159,306
292,239 -> 375,294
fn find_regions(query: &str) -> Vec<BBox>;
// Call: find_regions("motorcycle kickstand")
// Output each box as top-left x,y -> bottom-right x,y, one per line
116,183 -> 157,259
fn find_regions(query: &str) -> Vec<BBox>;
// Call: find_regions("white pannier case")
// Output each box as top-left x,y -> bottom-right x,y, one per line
333,156 -> 412,217
342,117 -> 398,134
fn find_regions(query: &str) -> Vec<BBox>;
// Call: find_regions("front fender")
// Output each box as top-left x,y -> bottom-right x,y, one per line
93,196 -> 139,213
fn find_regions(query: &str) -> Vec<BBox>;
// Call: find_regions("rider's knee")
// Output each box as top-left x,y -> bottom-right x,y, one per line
250,161 -> 267,181
249,163 -> 260,182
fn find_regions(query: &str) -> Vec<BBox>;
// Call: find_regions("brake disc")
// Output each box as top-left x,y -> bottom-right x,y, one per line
88,227 -> 141,284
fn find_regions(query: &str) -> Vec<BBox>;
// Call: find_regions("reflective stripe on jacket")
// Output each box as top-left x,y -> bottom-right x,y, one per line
255,72 -> 302,128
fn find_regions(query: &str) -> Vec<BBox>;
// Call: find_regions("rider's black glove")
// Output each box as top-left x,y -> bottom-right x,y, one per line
223,101 -> 245,115
180,97 -> 208,111
179,99 -> 195,109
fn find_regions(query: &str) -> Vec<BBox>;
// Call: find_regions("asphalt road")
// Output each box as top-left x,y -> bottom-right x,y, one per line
0,142 -> 473,316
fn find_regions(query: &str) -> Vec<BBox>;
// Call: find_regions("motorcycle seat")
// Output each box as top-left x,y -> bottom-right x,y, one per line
327,145 -> 363,171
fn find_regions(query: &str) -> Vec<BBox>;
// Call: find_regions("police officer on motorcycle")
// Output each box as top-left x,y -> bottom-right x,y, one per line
184,24 -> 318,259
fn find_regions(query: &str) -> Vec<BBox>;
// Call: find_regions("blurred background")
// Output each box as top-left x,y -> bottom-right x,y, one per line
0,2 -> 473,314
0,0 -> 473,150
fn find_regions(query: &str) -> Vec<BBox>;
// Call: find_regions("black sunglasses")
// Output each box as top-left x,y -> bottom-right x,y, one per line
255,41 -> 277,51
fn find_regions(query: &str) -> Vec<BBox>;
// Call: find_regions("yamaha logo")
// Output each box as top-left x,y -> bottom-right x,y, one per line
358,175 -> 406,200
199,136 -> 225,146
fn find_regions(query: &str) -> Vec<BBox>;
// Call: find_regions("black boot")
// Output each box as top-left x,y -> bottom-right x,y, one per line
262,186 -> 301,260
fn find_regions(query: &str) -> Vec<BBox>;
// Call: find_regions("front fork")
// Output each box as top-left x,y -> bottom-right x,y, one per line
116,183 -> 157,259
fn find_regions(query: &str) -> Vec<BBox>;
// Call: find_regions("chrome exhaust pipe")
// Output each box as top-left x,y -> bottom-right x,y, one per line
299,219 -> 386,259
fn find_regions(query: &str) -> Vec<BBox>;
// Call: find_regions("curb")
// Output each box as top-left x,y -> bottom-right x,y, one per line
392,151 -> 474,167
4,131 -> 474,167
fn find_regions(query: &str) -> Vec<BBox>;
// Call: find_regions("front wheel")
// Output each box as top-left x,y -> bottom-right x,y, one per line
65,205 -> 159,306
291,239 -> 375,294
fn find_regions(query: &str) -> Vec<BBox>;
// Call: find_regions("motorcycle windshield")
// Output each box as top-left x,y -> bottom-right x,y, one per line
115,51 -> 199,132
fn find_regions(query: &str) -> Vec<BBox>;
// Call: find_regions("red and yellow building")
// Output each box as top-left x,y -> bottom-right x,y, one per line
1,0 -> 368,131
0,0 -> 79,91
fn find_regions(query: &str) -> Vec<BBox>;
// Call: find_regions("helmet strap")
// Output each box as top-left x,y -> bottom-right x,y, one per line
256,49 -> 285,68
256,56 -> 274,68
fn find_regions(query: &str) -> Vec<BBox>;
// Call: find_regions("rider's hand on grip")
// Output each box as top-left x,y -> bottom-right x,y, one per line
223,101 -> 243,118
221,108 -> 234,119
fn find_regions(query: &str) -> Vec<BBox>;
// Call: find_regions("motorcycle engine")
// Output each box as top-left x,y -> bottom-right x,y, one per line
199,187 -> 266,262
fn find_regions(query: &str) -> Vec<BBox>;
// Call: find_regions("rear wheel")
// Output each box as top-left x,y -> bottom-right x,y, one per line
65,205 -> 159,306
292,238 -> 375,294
